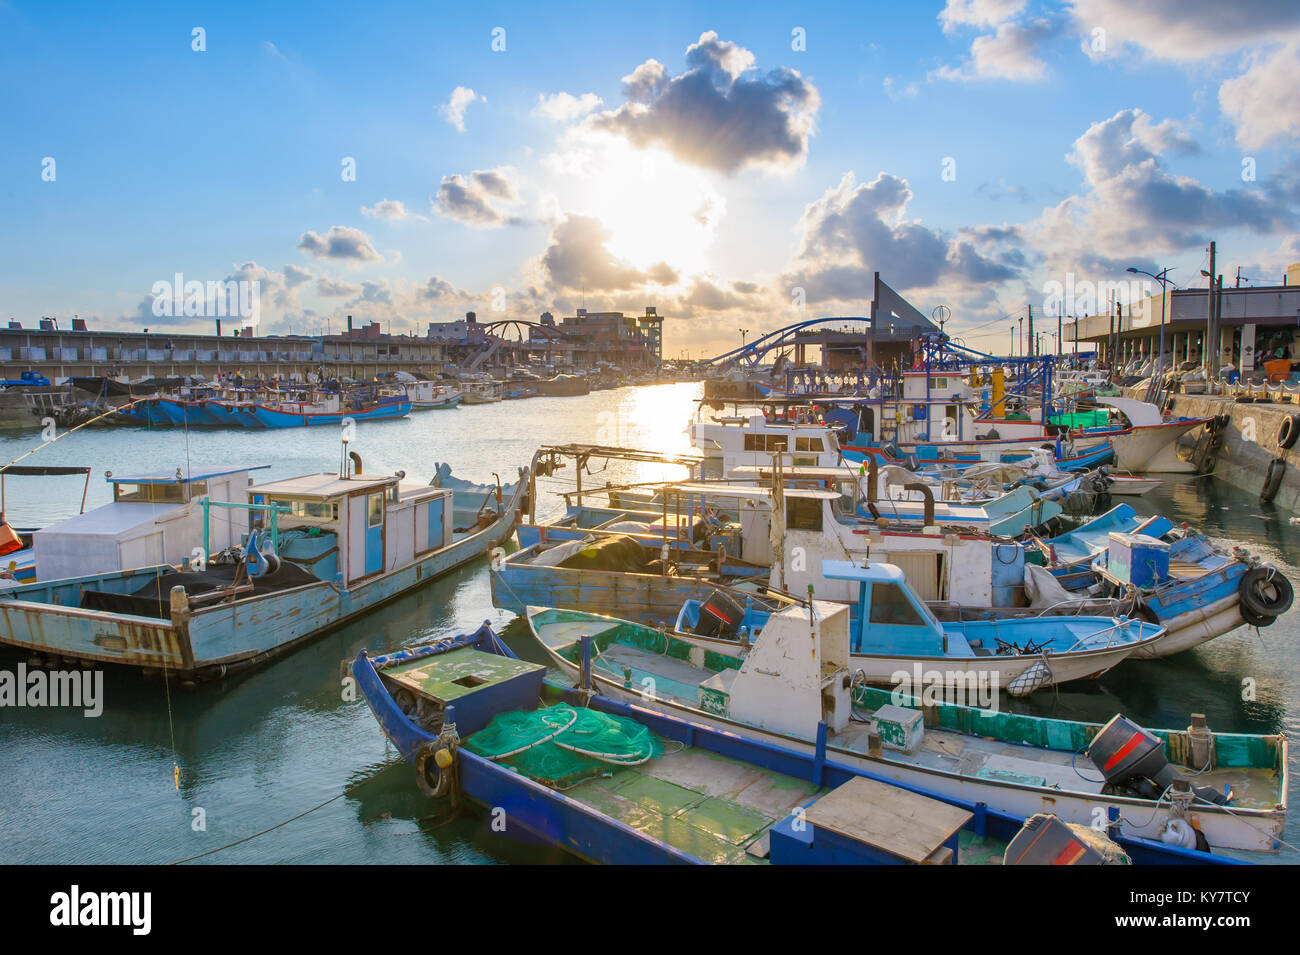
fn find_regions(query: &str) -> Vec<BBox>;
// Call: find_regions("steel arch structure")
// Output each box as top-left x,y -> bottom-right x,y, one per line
699,316 -> 874,368
478,319 -> 571,342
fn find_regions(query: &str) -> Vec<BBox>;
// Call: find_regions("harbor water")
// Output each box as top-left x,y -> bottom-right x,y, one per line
1,382 -> 1297,864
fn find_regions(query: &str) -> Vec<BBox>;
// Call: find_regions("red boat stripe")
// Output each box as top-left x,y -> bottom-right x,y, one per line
1053,842 -> 1087,865
1103,732 -> 1146,772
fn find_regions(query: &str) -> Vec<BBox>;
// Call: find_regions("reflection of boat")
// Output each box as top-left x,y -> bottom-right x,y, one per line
353,621 -> 1231,864
0,458 -> 527,681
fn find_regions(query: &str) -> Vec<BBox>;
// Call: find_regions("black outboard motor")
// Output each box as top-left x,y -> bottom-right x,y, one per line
1088,715 -> 1229,805
693,590 -> 746,640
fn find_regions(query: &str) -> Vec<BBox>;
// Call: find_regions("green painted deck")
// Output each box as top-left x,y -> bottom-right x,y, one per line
384,647 -> 542,701
562,746 -> 823,864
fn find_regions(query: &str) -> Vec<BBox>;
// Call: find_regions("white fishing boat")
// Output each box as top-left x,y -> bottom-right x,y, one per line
523,596 -> 1284,852
1097,397 -> 1210,473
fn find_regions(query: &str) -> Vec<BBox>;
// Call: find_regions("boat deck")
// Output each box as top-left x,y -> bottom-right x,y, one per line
536,615 -> 1281,812
836,714 -> 1280,809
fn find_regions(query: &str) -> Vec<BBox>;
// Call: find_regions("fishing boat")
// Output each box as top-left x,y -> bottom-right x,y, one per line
521,596 -> 1286,852
406,380 -> 463,410
460,380 -> 503,405
0,455 -> 527,680
1095,397 -> 1210,473
667,559 -> 1165,695
250,383 -> 410,427
352,622 -> 1234,864
536,374 -> 589,397
1035,505 -> 1294,655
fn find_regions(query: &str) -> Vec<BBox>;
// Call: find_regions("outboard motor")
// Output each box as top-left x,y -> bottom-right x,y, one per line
1088,715 -> 1229,805
1004,813 -> 1126,865
692,590 -> 746,640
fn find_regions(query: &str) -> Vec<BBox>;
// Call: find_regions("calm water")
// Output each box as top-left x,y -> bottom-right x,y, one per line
1,383 -> 1297,863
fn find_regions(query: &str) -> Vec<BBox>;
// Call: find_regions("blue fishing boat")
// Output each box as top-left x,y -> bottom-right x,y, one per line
1036,504 -> 1294,655
0,457 -> 527,680
353,623 -> 1238,864
250,384 -> 410,427
668,559 -> 1165,696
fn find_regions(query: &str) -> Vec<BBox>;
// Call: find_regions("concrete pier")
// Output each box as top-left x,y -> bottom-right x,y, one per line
1149,389 -> 1300,513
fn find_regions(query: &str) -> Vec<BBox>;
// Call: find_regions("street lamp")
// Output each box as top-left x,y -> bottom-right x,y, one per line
739,327 -> 749,348
1126,266 -> 1174,391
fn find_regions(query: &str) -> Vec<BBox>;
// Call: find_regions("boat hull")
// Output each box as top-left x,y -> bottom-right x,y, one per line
530,630 -> 1285,853
1110,420 -> 1208,473
0,474 -> 525,679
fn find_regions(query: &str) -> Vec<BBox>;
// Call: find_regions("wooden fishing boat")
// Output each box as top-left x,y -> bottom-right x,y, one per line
522,599 -> 1286,853
0,457 -> 527,681
352,623 -> 1237,864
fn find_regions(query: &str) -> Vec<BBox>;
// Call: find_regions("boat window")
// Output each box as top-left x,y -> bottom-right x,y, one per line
367,493 -> 384,527
786,497 -> 823,532
868,583 -> 926,626
113,481 -> 202,504
272,497 -> 338,522
795,437 -> 824,452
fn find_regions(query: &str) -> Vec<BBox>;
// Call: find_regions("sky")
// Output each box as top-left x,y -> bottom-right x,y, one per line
2,0 -> 1299,357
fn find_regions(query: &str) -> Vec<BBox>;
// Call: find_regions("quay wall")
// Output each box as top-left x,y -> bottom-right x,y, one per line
1133,387 -> 1300,513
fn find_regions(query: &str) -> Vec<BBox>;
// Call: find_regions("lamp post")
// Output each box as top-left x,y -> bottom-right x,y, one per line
1126,267 -> 1173,395
739,327 -> 748,349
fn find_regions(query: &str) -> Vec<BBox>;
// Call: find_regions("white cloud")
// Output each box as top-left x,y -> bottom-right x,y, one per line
534,92 -> 603,122
361,199 -> 426,222
1219,42 -> 1300,149
440,86 -> 484,132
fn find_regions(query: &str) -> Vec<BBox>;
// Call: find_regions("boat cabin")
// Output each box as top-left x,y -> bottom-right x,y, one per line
32,465 -> 267,581
249,469 -> 454,584
822,559 -> 949,655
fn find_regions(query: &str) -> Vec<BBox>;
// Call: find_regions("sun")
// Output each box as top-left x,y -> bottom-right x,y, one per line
562,137 -> 724,279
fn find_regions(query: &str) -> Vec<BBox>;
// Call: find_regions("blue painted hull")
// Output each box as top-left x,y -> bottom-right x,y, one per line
352,631 -> 1239,865
251,399 -> 411,428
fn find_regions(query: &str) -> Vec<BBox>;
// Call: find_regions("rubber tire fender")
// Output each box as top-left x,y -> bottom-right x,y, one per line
1278,415 -> 1300,450
1238,566 -> 1294,620
414,740 -> 453,799
1261,457 -> 1286,504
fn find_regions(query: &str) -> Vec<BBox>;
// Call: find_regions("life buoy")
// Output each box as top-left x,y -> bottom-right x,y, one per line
1278,415 -> 1300,450
1238,565 -> 1294,621
1261,457 -> 1286,504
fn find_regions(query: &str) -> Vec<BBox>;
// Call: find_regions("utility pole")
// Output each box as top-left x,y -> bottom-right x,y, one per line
1057,302 -> 1063,358
1205,240 -> 1216,378
1027,305 -> 1034,356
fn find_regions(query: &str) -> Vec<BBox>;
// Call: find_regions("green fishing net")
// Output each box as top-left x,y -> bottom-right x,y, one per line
464,704 -> 664,787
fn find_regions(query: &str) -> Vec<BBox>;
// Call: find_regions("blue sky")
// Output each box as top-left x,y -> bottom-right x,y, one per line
2,0 -> 1298,355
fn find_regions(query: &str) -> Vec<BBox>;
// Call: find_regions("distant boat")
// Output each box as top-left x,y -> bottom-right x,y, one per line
405,380 -> 462,410
460,381 -> 502,404
536,374 -> 589,397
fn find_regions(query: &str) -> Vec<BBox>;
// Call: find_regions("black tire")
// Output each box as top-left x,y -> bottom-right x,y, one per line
1241,604 -> 1273,628
1239,566 -> 1295,620
1279,415 -> 1300,450
413,740 -> 450,798
1261,458 -> 1285,504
